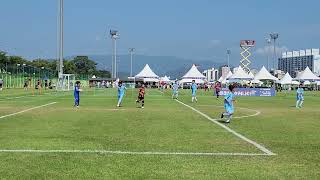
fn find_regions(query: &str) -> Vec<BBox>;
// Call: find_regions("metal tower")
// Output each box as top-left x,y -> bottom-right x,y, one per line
110,30 -> 119,78
270,33 -> 279,70
240,40 -> 255,73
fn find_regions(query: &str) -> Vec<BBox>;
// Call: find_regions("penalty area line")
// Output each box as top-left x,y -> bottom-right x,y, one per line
175,99 -> 276,156
0,102 -> 57,120
0,149 -> 271,156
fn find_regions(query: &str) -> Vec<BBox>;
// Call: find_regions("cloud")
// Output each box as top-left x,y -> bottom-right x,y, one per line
95,35 -> 102,41
256,46 -> 288,56
208,39 -> 221,47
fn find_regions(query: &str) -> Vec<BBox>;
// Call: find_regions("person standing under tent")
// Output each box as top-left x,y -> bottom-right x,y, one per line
0,79 -> 3,91
136,84 -> 146,108
74,81 -> 82,108
220,84 -> 236,123
296,84 -> 304,108
191,80 -> 198,102
117,81 -> 127,107
172,81 -> 179,99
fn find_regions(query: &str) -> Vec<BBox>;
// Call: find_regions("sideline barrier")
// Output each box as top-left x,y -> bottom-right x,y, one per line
219,88 -> 276,97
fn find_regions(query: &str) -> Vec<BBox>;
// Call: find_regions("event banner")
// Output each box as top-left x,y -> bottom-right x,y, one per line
219,88 -> 276,97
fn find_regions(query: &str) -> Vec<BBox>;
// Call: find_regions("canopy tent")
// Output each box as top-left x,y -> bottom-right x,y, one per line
292,80 -> 300,85
251,79 -> 263,84
279,72 -> 293,85
218,71 -> 233,84
228,66 -> 253,80
160,75 -> 170,83
254,66 -> 278,81
248,71 -> 255,79
135,64 -> 159,82
303,80 -> 311,85
295,66 -> 320,81
180,64 -> 206,84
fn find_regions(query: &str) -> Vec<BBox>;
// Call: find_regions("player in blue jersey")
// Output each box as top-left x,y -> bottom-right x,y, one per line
74,81 -> 82,108
117,81 -> 127,107
296,84 -> 304,108
191,80 -> 198,102
172,81 -> 179,99
220,84 -> 236,123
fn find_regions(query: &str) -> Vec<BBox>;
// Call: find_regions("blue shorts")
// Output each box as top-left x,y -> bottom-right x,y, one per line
192,91 -> 196,96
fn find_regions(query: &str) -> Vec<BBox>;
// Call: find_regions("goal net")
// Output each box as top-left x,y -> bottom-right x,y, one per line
57,74 -> 75,91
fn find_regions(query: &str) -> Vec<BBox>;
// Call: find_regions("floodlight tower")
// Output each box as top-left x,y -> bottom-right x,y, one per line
110,30 -> 119,78
270,33 -> 279,70
58,0 -> 64,78
240,40 -> 255,73
226,49 -> 231,67
265,38 -> 271,71
129,48 -> 135,77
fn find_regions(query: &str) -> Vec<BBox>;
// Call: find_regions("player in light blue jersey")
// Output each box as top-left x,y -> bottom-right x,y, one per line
172,81 -> 179,99
220,84 -> 236,123
296,84 -> 304,108
191,80 -> 197,102
117,81 -> 127,107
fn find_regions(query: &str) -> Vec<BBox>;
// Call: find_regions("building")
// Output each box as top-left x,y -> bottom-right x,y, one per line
202,68 -> 219,82
278,49 -> 320,77
219,66 -> 230,79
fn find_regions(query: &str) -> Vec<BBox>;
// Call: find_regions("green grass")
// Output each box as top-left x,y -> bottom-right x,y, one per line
0,88 -> 319,179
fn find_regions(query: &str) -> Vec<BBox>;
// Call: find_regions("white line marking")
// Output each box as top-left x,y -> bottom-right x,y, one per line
0,102 -> 57,120
0,149 -> 270,156
196,105 -> 261,119
175,99 -> 276,155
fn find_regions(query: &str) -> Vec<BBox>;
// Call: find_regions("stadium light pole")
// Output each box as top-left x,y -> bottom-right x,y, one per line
17,64 -> 21,88
270,33 -> 279,70
58,0 -> 64,78
265,38 -> 271,71
226,49 -> 231,67
129,48 -> 135,77
110,30 -> 119,79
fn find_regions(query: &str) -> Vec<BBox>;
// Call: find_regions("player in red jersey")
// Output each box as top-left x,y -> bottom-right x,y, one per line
136,84 -> 145,108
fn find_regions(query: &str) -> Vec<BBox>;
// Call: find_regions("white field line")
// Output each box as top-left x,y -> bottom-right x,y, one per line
0,102 -> 57,120
196,105 -> 261,119
175,99 -> 276,156
0,149 -> 269,156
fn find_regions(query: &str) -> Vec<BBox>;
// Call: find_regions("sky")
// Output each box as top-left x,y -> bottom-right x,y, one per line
1,0 -> 320,67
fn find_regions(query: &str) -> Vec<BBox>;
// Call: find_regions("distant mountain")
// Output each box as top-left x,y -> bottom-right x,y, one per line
84,55 -> 224,79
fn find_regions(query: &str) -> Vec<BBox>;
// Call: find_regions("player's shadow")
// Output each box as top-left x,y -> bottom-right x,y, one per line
217,120 -> 229,124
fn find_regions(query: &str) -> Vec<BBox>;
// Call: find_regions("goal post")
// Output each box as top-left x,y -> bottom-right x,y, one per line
57,74 -> 75,91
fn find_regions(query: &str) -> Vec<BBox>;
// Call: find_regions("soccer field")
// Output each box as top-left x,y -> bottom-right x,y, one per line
0,88 -> 319,179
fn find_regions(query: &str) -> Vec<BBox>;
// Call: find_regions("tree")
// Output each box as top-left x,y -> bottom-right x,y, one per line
71,56 -> 97,75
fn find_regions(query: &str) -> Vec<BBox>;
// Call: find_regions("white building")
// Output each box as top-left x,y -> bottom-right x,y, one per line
202,68 -> 219,82
279,48 -> 320,76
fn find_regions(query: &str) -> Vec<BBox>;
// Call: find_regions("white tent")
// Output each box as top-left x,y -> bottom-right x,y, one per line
251,79 -> 263,84
135,64 -> 159,82
292,80 -> 300,85
249,71 -> 255,79
304,80 -> 311,85
160,75 -> 170,82
218,71 -> 233,84
228,66 -> 253,80
295,66 -> 320,81
279,72 -> 293,85
180,64 -> 205,84
254,66 -> 278,81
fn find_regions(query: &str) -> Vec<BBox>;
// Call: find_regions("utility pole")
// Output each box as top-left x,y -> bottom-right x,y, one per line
129,48 -> 135,77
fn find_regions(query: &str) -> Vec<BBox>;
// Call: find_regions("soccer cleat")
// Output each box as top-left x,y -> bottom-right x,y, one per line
221,113 -> 224,119
141,106 -> 144,109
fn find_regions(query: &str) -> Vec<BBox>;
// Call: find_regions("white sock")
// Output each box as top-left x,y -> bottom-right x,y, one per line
299,101 -> 303,107
192,97 -> 194,102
